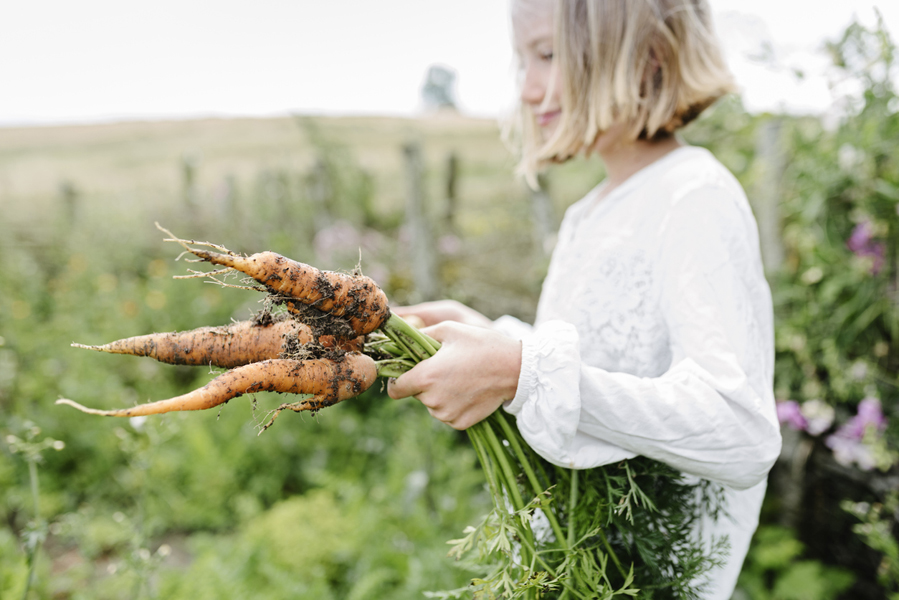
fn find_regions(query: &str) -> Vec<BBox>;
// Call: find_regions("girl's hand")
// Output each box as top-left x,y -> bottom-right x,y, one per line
386,321 -> 521,430
392,300 -> 493,329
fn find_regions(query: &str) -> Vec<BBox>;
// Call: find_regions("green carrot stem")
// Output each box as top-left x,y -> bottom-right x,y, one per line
390,329 -> 428,363
514,529 -> 558,578
493,413 -> 567,546
597,527 -> 627,579
492,416 -> 610,591
402,328 -> 439,357
382,313 -> 440,358
481,423 -> 525,511
480,422 -> 547,577
467,428 -> 505,512
568,470 -> 579,549
366,339 -> 403,356
376,314 -> 625,593
376,362 -> 413,379
375,357 -> 416,370
559,582 -> 589,600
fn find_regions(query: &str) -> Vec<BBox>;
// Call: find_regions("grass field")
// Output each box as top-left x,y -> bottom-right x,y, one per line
1,113 -> 604,320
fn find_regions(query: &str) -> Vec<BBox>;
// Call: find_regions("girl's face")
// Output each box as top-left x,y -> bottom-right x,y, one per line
513,0 -> 561,136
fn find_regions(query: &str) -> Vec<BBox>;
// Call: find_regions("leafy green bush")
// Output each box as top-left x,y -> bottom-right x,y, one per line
737,525 -> 855,600
773,17 -> 898,454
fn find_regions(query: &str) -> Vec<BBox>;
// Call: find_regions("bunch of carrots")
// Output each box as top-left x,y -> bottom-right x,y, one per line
59,224 -> 439,431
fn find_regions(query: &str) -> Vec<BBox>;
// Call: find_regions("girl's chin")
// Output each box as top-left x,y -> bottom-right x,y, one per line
538,120 -> 560,139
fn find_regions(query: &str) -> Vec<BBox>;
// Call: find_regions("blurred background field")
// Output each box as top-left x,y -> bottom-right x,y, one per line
1,18 -> 899,600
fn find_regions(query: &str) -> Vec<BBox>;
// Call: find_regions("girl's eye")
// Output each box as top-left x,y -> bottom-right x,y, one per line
540,51 -> 554,61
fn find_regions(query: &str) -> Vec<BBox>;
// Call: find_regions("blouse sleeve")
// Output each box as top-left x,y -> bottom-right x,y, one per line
491,314 -> 534,340
503,186 -> 783,490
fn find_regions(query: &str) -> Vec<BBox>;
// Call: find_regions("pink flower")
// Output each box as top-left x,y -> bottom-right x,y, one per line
847,221 -> 874,253
825,397 -> 889,471
776,400 -> 808,431
850,397 -> 888,436
847,221 -> 886,274
826,434 -> 879,471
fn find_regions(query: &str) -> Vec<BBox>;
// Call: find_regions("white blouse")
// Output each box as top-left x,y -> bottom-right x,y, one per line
494,145 -> 782,599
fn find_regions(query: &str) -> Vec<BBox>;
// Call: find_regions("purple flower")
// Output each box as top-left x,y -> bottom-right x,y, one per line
854,397 -> 888,432
777,400 -> 808,431
835,397 -> 887,441
825,397 -> 889,471
826,434 -> 879,471
862,242 -> 886,274
847,221 -> 886,275
847,221 -> 874,253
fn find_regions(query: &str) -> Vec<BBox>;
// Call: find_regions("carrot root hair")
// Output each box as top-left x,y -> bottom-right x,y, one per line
156,224 -> 390,337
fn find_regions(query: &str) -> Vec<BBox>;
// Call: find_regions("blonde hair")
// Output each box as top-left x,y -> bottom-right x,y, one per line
515,0 -> 735,182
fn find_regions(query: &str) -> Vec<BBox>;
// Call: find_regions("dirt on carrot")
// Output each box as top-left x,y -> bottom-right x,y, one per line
157,224 -> 391,338
58,353 -> 378,428
72,311 -> 367,368
72,314 -> 311,368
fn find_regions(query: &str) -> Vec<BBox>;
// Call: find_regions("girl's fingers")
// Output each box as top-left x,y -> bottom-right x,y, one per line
392,300 -> 493,329
401,314 -> 427,329
386,362 -> 446,414
391,302 -> 450,326
419,321 -> 461,344
386,368 -> 424,401
386,325 -> 457,400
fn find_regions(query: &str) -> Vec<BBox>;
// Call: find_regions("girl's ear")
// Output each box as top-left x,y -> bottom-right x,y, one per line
644,47 -> 664,94
649,50 -> 661,74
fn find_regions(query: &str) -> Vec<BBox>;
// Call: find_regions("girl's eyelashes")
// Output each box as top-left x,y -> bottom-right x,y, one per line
532,42 -> 554,61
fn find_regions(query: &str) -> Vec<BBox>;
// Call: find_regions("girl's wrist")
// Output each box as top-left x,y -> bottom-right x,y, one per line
499,338 -> 523,403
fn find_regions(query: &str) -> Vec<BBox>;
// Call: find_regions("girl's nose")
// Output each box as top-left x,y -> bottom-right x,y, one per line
520,64 -> 545,107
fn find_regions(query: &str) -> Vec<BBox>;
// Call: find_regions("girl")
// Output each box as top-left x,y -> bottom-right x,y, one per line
388,0 -> 782,597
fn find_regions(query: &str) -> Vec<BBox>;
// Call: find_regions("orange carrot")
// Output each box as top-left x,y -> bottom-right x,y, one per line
56,353 -> 378,418
71,317 -> 313,368
72,317 -> 366,368
165,236 -> 390,336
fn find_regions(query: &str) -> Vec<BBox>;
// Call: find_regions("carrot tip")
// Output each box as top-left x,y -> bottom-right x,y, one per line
71,342 -> 102,351
56,398 -> 118,416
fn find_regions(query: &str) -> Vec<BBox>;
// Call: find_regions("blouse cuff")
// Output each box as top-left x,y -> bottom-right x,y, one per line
491,314 -> 534,341
503,332 -> 540,415
503,320 -> 583,465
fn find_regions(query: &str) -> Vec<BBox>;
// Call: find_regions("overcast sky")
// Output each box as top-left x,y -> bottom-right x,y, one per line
0,1 -> 896,126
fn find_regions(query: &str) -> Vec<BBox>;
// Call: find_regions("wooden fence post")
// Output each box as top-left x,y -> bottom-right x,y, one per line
403,142 -> 438,301
180,153 -> 200,225
754,118 -> 786,274
58,180 -> 78,224
307,157 -> 333,232
444,152 -> 458,231
223,174 -> 239,222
